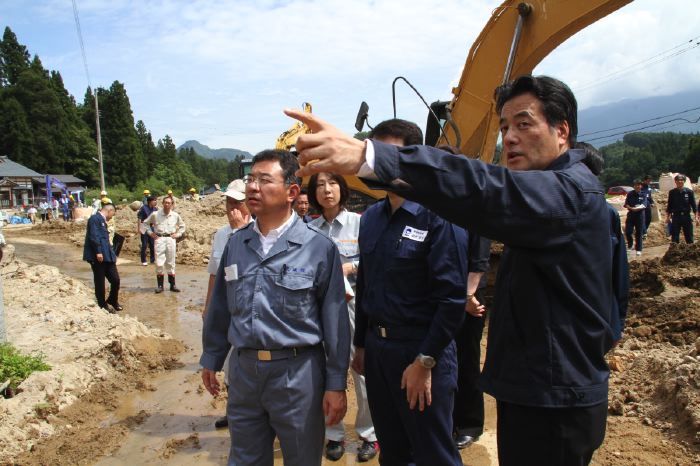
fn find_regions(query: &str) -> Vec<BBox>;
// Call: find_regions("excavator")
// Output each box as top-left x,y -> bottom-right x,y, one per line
278,0 -> 633,203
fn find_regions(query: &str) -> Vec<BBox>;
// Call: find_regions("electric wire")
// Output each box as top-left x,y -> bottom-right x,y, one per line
71,0 -> 91,88
580,106 -> 700,137
582,114 -> 700,144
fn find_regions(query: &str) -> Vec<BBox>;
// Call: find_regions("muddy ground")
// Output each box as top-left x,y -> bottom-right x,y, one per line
2,190 -> 700,465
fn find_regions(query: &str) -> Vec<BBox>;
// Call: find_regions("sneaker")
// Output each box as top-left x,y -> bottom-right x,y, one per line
357,440 -> 379,462
636,251 -> 642,256
324,440 -> 345,461
141,262 -> 148,266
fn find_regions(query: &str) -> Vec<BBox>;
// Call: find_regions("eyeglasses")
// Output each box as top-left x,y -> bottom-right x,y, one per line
243,175 -> 284,187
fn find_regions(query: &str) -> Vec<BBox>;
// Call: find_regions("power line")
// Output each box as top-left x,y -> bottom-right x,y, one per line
582,114 -> 700,143
574,36 -> 700,92
71,0 -> 91,88
579,105 -> 700,137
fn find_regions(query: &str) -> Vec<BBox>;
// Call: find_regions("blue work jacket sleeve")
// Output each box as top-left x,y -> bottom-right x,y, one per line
353,254 -> 368,349
87,215 -> 103,254
318,243 -> 351,391
468,234 -> 491,275
691,190 -> 698,213
368,141 -> 596,249
200,243 -> 233,371
608,206 -> 629,341
419,221 -> 467,358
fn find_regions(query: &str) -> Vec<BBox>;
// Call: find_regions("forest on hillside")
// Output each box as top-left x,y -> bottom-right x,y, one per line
1,25 -> 699,192
0,27 -> 241,194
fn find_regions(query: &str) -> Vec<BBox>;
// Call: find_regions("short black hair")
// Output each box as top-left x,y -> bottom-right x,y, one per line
299,188 -> 308,196
146,195 -> 157,203
675,174 -> 686,181
574,141 -> 604,176
251,149 -> 301,186
496,75 -> 578,146
369,118 -> 423,146
307,173 -> 350,212
633,179 -> 643,185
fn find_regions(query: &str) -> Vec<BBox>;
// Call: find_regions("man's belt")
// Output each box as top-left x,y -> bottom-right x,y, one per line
369,321 -> 427,341
238,344 -> 320,361
156,233 -> 172,237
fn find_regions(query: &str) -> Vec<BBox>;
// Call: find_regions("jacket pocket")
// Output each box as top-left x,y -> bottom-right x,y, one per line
275,274 -> 314,318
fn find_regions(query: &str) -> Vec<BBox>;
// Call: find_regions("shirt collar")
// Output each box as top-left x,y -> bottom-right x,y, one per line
319,208 -> 349,228
546,148 -> 585,171
253,211 -> 296,240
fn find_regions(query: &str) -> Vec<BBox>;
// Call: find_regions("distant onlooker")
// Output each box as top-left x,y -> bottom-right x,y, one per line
666,174 -> 696,244
293,189 -> 312,223
640,175 -> 655,238
26,205 -> 37,224
623,180 -> 645,255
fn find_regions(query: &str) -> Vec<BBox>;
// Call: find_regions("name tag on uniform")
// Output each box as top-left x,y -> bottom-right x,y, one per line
402,226 -> 427,242
224,264 -> 238,281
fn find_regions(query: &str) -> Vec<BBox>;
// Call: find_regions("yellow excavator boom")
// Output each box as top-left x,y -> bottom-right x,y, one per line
437,0 -> 633,163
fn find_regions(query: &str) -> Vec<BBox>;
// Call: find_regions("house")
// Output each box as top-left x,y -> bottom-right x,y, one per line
0,156 -> 43,208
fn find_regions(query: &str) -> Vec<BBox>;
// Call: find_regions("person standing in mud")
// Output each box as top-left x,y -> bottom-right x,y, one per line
82,200 -> 121,312
666,174 -> 696,244
200,149 -> 350,466
146,196 -> 185,293
202,178 -> 251,430
350,119 -> 467,466
137,196 -> 157,266
623,179 -> 646,256
287,74 -> 615,466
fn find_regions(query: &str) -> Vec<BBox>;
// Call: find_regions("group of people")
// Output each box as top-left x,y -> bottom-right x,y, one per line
623,173 -> 698,254
200,75 -> 630,466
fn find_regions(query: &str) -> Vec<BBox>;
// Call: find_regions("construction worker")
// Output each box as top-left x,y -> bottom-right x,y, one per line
189,187 -> 199,201
137,195 -> 158,265
146,197 -> 186,293
666,174 -> 697,243
142,189 -> 151,205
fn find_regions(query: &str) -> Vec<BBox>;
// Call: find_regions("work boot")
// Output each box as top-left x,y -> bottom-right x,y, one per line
168,275 -> 181,292
324,440 -> 344,461
155,275 -> 164,294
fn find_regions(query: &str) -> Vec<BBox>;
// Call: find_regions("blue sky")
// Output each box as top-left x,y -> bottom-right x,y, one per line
2,0 -> 699,153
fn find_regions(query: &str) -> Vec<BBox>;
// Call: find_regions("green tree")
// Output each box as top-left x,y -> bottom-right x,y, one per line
0,27 -> 30,87
135,120 -> 159,176
684,136 -> 700,181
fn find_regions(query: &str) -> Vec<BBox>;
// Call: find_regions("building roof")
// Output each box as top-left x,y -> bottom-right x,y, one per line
0,156 -> 43,178
32,174 -> 86,184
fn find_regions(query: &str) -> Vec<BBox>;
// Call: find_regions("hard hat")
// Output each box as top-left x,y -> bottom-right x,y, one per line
101,197 -> 113,206
167,190 -> 173,195
189,188 -> 196,193
143,189 -> 151,195
224,179 -> 246,201
100,190 -> 107,196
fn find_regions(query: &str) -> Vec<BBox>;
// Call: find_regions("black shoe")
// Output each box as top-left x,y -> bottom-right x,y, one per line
357,440 -> 379,462
100,304 -> 116,314
107,302 -> 123,311
214,416 -> 228,429
168,275 -> 181,292
170,286 -> 181,292
455,434 -> 478,449
324,440 -> 345,461
156,275 -> 164,293
155,287 -> 164,294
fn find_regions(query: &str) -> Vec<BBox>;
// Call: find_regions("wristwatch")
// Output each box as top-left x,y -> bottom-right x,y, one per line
415,353 -> 436,369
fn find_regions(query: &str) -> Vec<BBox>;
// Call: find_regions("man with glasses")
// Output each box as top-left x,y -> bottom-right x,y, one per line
200,150 -> 350,466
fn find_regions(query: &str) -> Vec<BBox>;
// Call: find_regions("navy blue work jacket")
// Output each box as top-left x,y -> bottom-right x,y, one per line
623,190 -> 645,217
608,205 -> 629,341
369,143 -> 614,408
82,212 -> 116,263
354,198 -> 467,359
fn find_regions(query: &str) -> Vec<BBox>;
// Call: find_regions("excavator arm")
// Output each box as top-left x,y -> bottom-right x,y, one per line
436,0 -> 633,163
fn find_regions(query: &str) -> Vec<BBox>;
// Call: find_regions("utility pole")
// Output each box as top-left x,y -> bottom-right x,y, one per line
94,89 -> 105,193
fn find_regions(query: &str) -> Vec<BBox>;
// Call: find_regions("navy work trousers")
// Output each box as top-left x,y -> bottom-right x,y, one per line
90,261 -> 120,308
140,233 -> 155,263
496,400 -> 607,466
624,211 -> 644,251
453,288 -> 486,438
670,212 -> 694,243
364,331 -> 461,466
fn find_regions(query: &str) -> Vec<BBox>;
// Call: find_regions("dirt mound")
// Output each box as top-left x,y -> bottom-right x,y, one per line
0,245 -> 184,463
605,243 -> 700,458
43,194 -> 231,266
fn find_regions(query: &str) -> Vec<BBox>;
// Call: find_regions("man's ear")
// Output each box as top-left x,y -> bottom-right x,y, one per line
556,120 -> 570,148
287,183 -> 301,203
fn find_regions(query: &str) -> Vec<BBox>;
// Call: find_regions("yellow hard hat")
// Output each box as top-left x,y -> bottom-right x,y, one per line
101,197 -> 113,205
189,188 -> 196,193
167,189 -> 173,195
143,189 -> 151,195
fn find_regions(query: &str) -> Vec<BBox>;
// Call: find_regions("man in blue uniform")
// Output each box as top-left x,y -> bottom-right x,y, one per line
351,119 -> 467,466
623,180 -> 646,256
200,149 -> 350,466
83,200 -> 121,312
137,195 -> 157,266
288,74 -> 615,465
666,174 -> 696,243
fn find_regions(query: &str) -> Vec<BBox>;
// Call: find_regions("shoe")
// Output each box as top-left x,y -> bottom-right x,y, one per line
324,440 -> 345,461
214,416 -> 228,429
636,251 -> 642,256
155,287 -> 164,294
111,303 -> 124,311
155,275 -> 164,293
168,275 -> 181,292
357,440 -> 379,462
142,262 -> 148,266
455,434 -> 478,449
100,305 -> 116,314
